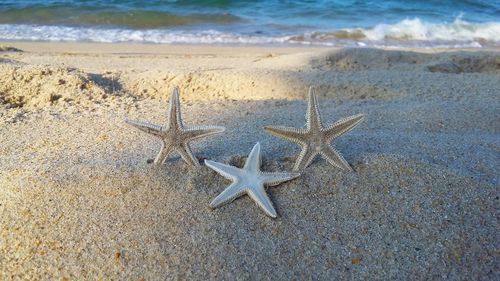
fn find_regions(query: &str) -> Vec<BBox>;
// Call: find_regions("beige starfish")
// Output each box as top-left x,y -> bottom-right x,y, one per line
264,87 -> 364,171
126,86 -> 225,167
205,143 -> 300,218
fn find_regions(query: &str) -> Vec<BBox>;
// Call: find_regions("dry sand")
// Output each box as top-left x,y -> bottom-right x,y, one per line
0,42 -> 499,280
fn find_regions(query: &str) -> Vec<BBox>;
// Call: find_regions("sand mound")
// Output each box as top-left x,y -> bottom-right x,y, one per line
317,48 -> 500,74
0,45 -> 22,52
0,64 -> 108,108
0,64 -> 310,109
317,48 -> 430,71
119,70 -> 300,101
10,48 -> 491,109
310,83 -> 401,101
427,53 -> 500,73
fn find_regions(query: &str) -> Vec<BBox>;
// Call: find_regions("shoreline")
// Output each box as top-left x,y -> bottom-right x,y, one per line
2,40 -> 500,55
0,41 -> 332,55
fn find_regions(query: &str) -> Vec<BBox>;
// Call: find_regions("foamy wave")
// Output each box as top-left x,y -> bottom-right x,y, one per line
288,17 -> 500,48
361,17 -> 500,42
0,24 -> 290,45
0,17 -> 499,48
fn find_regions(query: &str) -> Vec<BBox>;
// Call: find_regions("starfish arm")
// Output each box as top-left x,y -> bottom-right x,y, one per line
125,119 -> 163,137
320,145 -> 353,172
154,142 -> 174,166
210,182 -> 246,209
293,145 -> 319,171
247,185 -> 277,218
243,142 -> 262,172
167,86 -> 183,129
306,87 -> 323,130
260,172 -> 301,186
263,126 -> 307,145
177,143 -> 199,166
182,125 -> 225,141
324,114 -> 365,140
204,160 -> 242,181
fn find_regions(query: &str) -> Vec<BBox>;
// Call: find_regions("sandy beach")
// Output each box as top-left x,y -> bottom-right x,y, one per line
0,41 -> 499,280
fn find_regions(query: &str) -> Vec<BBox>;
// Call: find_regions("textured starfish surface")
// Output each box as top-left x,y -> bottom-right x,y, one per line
126,86 -> 225,167
205,143 -> 300,218
264,87 -> 364,171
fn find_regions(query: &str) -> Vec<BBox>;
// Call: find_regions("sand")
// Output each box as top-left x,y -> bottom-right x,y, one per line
0,42 -> 499,280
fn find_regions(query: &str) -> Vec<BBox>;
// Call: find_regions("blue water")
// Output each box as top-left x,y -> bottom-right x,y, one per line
0,0 -> 499,47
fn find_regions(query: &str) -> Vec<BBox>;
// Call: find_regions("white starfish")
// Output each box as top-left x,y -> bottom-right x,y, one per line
205,143 -> 300,218
264,87 -> 364,171
126,86 -> 225,167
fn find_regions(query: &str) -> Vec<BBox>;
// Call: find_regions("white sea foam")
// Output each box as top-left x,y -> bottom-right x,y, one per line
0,16 -> 498,48
359,17 -> 500,42
0,24 -> 290,45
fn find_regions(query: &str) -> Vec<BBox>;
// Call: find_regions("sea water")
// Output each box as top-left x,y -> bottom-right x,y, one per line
0,0 -> 498,48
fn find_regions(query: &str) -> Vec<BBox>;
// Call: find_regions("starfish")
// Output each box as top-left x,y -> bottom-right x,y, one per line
264,87 -> 364,171
205,143 -> 300,218
126,86 -> 225,167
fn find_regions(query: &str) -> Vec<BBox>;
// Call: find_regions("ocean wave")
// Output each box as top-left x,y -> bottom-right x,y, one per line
363,17 -> 500,42
0,24 -> 290,44
0,16 -> 498,48
291,17 -> 500,46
